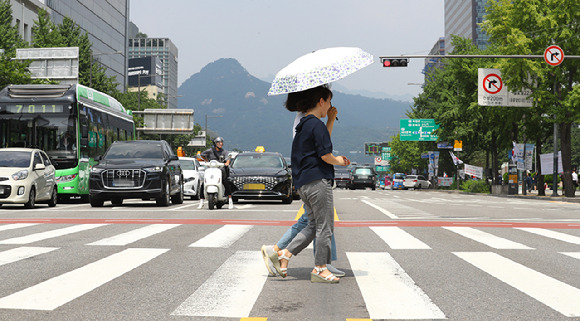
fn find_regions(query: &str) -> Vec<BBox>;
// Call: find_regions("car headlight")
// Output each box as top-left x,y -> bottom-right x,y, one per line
91,167 -> 105,174
12,170 -> 28,181
143,166 -> 163,172
274,176 -> 288,183
184,177 -> 195,183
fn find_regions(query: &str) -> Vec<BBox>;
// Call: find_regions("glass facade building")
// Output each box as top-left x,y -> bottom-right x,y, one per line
128,37 -> 179,109
444,0 -> 490,53
43,0 -> 129,91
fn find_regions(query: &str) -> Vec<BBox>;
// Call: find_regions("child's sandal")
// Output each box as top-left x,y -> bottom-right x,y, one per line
310,266 -> 339,283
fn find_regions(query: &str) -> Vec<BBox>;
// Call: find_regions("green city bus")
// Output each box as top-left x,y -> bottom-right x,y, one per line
0,84 -> 135,201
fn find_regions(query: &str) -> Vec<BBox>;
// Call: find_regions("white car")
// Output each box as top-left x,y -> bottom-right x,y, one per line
179,157 -> 204,200
0,148 -> 58,208
403,175 -> 431,189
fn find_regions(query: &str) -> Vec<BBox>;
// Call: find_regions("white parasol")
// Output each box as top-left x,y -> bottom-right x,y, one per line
268,47 -> 374,96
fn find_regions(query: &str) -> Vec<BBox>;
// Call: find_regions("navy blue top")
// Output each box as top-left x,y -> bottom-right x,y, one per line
291,114 -> 334,190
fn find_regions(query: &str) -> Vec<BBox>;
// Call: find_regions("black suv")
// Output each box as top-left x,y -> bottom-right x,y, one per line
89,140 -> 183,207
349,165 -> 377,190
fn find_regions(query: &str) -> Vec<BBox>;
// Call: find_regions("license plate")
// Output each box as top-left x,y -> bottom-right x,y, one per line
112,180 -> 134,187
358,175 -> 368,179
244,183 -> 265,190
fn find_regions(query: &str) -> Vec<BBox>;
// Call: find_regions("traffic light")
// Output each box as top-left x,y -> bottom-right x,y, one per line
381,58 -> 409,67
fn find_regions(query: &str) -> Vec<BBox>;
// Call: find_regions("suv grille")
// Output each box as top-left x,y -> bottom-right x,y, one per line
232,176 -> 277,190
101,169 -> 146,189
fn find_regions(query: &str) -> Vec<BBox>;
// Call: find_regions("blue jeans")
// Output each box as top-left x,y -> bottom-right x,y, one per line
276,207 -> 338,261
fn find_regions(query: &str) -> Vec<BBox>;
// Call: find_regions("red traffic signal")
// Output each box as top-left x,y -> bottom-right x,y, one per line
382,58 -> 409,67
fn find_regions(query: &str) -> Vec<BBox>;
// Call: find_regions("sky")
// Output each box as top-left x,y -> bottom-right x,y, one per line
129,0 -> 444,101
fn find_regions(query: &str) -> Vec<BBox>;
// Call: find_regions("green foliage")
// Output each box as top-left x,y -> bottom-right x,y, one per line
461,179 -> 490,194
0,0 -> 33,88
388,133 -> 429,174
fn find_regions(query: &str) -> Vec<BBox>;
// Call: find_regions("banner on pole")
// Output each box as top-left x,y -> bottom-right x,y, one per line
464,164 -> 483,179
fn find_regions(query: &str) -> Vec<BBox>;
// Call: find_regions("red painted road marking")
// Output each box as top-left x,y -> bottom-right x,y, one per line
0,218 -> 579,229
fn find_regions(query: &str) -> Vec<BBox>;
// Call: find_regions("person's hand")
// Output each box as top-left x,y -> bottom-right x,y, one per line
327,106 -> 338,121
340,156 -> 350,166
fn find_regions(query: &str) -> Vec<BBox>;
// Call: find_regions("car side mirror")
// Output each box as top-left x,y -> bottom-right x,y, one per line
169,155 -> 179,161
95,155 -> 102,161
34,163 -> 46,171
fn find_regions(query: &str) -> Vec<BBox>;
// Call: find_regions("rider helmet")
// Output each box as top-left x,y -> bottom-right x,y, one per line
213,136 -> 224,147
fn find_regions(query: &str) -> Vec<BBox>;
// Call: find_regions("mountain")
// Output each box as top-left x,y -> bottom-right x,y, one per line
177,58 -> 411,163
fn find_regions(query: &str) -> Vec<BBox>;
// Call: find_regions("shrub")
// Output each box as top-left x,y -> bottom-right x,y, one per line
461,179 -> 490,194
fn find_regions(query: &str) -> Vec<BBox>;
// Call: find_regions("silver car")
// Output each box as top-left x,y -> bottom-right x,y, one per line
0,148 -> 58,208
179,157 -> 204,200
403,174 -> 431,190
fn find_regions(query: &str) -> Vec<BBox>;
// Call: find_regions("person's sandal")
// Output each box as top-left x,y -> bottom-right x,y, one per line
269,250 -> 290,278
311,266 -> 339,283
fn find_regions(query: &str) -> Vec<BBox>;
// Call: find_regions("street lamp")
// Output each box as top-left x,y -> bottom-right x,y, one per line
205,114 -> 223,147
89,50 -> 122,88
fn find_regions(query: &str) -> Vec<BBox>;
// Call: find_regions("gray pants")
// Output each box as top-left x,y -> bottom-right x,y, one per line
286,179 -> 334,266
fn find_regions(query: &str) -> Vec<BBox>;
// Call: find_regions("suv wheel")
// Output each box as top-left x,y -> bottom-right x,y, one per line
89,195 -> 104,207
156,180 -> 171,206
171,180 -> 184,204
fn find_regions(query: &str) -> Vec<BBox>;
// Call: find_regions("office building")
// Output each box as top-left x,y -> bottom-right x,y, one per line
43,0 -> 129,91
9,0 -> 47,43
423,37 -> 446,79
444,0 -> 490,53
128,31 -> 179,109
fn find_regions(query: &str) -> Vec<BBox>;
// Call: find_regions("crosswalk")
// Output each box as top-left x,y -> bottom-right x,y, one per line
1,222 -> 579,319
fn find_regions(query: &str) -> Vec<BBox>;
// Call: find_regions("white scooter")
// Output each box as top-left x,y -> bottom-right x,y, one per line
201,159 -> 228,209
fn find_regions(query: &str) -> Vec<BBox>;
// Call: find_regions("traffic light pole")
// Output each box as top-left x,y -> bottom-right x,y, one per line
380,54 -> 580,60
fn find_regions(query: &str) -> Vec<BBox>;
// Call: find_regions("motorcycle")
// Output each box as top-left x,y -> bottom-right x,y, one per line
201,159 -> 228,209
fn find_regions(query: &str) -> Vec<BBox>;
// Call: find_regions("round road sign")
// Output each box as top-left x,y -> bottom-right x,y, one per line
483,73 -> 503,94
544,45 -> 564,66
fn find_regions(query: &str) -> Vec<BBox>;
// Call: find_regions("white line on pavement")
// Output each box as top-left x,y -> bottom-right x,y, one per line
454,252 -> 580,317
189,225 -> 253,248
0,223 -> 39,232
0,224 -> 108,245
515,228 -> 580,245
87,224 -> 181,246
361,200 -> 398,219
443,227 -> 533,249
370,226 -> 431,249
0,247 -> 58,267
560,252 -> 580,260
0,248 -> 168,310
172,251 -> 268,318
347,252 -> 445,320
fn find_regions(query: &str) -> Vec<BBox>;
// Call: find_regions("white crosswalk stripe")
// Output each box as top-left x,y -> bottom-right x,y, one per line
0,246 -> 58,267
516,227 -> 580,245
0,248 -> 168,310
455,252 -> 580,317
189,224 -> 253,248
371,226 -> 431,249
172,250 -> 268,318
0,224 -> 108,245
443,226 -> 533,249
347,252 -> 446,319
0,223 -> 39,232
87,224 -> 181,246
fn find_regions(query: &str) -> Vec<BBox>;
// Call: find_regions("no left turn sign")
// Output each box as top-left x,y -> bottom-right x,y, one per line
544,45 -> 564,66
483,73 -> 503,94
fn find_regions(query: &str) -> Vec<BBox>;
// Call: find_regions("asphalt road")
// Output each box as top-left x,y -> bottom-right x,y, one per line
0,189 -> 579,321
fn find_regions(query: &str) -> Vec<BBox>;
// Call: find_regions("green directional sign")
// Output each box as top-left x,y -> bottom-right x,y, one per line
400,119 -> 439,141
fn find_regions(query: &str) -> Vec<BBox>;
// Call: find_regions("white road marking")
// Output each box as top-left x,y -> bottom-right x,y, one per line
0,247 -> 58,267
443,227 -> 533,249
560,252 -> 580,260
189,225 -> 253,248
370,226 -> 431,249
455,252 -> 580,317
0,223 -> 39,232
172,251 -> 268,318
361,200 -> 398,219
516,228 -> 580,245
0,248 -> 168,310
169,204 -> 196,211
0,224 -> 108,245
87,224 -> 181,246
347,252 -> 445,319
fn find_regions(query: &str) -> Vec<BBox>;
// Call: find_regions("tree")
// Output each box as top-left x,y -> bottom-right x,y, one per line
483,0 -> 580,196
31,11 -> 117,94
0,0 -> 32,88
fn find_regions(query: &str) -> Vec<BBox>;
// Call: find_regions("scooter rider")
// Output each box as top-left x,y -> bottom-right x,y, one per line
198,137 -> 233,209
